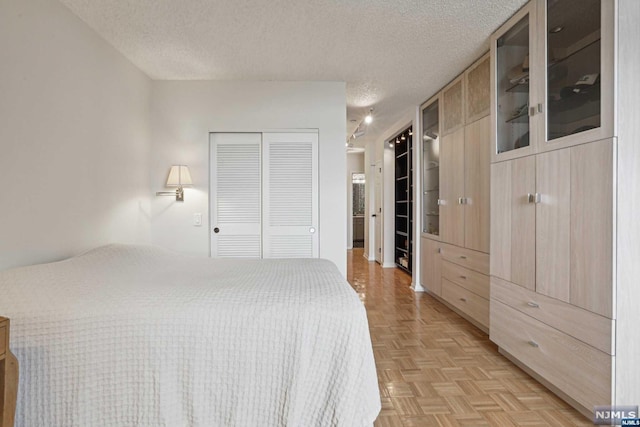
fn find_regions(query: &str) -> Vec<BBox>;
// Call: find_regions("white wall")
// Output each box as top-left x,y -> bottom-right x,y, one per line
346,152 -> 365,249
0,0 -> 152,271
149,81 -> 347,276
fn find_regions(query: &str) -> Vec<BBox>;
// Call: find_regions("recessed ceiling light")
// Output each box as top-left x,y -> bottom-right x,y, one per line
550,26 -> 564,34
401,135 -> 406,140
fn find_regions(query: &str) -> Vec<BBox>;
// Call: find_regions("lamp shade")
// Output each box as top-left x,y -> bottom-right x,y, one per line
166,165 -> 193,187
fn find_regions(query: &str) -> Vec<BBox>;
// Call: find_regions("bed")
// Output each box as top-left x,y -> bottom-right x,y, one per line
0,244 -> 380,426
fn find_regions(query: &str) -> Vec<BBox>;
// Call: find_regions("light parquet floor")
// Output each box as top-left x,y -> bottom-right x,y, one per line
347,249 -> 592,427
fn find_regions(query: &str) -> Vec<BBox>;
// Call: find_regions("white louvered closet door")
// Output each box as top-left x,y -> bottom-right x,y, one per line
262,132 -> 319,258
210,133 -> 262,258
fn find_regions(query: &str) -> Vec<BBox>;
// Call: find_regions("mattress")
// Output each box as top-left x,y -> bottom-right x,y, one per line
0,244 -> 380,426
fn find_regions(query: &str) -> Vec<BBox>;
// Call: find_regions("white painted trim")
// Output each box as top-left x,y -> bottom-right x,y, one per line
411,105 -> 422,292
412,282 -> 426,292
382,261 -> 396,269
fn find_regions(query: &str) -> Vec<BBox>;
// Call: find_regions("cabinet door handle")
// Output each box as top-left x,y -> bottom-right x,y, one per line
527,340 -> 539,348
459,275 -> 467,280
537,103 -> 543,114
437,199 -> 444,206
527,193 -> 541,204
527,301 -> 540,308
459,255 -> 467,260
437,248 -> 442,254
458,197 -> 464,205
459,298 -> 467,302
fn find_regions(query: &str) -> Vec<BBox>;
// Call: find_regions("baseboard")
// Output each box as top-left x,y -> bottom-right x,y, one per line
411,282 -> 426,292
362,252 -> 375,262
382,261 -> 396,269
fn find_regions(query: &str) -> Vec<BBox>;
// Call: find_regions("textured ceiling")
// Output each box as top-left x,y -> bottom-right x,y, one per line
59,0 -> 527,147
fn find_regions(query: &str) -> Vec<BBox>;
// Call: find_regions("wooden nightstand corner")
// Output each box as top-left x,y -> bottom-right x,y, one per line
0,317 -> 18,427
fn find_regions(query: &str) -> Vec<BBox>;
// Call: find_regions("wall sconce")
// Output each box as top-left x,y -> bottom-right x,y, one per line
156,165 -> 192,202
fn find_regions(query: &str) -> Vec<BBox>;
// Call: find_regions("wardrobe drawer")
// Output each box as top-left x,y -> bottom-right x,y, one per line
442,279 -> 489,328
442,261 -> 489,299
440,243 -> 489,275
491,276 -> 613,354
490,300 -> 611,410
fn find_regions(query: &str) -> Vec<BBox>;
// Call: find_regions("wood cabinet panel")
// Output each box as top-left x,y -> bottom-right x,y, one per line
465,55 -> 490,123
570,140 -> 614,318
490,300 -> 611,411
440,128 -> 465,247
442,260 -> 489,299
0,326 -> 5,356
490,161 -> 512,281
491,276 -> 613,355
510,156 -> 536,291
442,78 -> 464,135
420,237 -> 442,296
464,116 -> 491,252
442,279 -> 489,329
440,242 -> 489,275
536,148 -> 570,302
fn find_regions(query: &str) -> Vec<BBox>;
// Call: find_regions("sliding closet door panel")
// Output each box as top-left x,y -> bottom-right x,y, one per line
210,133 -> 262,258
263,132 -> 319,258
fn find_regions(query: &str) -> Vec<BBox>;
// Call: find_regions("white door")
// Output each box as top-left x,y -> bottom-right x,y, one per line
374,161 -> 383,264
262,132 -> 319,258
211,131 -> 319,259
210,133 -> 262,257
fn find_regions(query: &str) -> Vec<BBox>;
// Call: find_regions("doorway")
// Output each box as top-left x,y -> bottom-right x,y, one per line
352,173 -> 365,248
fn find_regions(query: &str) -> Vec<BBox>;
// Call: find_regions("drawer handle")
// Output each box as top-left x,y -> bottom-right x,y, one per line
459,275 -> 467,280
527,301 -> 540,308
459,255 -> 467,260
459,298 -> 467,302
527,340 -> 539,348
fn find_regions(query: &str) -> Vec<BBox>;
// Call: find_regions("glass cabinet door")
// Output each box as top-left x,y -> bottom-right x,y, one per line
495,11 -> 533,156
422,100 -> 440,236
545,0 -> 601,142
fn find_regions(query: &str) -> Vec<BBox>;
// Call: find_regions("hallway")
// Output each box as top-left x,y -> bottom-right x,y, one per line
346,249 -> 590,427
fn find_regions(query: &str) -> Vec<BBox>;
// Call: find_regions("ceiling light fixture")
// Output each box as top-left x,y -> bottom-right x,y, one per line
349,107 -> 375,141
364,109 -> 374,125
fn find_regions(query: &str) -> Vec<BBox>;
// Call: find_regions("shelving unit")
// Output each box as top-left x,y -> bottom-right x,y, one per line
488,0 -> 633,418
422,99 -> 440,238
394,126 -> 413,274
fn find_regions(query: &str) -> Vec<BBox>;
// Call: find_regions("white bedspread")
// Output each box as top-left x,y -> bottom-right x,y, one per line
0,244 -> 380,427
